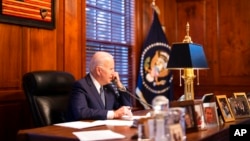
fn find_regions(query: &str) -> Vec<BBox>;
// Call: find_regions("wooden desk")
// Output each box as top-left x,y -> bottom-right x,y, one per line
187,118 -> 250,141
17,110 -> 250,141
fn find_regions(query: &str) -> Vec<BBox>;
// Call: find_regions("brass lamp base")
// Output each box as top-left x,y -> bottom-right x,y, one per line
182,68 -> 196,100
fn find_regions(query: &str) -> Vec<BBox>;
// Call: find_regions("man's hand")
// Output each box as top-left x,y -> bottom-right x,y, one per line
114,106 -> 133,119
112,72 -> 124,89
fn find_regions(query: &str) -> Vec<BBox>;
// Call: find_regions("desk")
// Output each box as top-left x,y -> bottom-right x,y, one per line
17,110 -> 250,141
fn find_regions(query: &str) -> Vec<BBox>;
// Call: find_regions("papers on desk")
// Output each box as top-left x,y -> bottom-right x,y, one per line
54,121 -> 105,129
54,120 -> 133,129
122,115 -> 150,121
73,130 -> 125,141
104,120 -> 133,126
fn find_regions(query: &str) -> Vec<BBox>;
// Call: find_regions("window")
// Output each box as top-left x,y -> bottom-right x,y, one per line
86,0 -> 134,88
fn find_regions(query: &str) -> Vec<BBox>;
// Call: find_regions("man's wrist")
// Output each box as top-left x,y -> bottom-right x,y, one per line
107,111 -> 115,119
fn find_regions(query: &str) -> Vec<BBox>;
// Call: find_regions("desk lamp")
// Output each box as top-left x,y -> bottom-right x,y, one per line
167,23 -> 208,100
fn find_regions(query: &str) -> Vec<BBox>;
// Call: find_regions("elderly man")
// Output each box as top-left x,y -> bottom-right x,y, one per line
67,51 -> 132,121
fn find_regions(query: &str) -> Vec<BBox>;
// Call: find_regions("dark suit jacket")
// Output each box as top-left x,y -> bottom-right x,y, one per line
67,74 -> 132,121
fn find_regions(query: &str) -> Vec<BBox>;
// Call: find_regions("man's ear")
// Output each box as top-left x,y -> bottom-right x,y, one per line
96,66 -> 102,76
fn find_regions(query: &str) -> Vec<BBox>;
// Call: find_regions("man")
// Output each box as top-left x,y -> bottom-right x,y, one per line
204,107 -> 215,124
67,51 -> 132,121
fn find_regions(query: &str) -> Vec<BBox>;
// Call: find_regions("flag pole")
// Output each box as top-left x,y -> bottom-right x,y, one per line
151,0 -> 160,15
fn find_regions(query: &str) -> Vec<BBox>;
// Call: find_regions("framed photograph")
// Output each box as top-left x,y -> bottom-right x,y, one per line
215,95 -> 235,122
194,102 -> 206,130
168,123 -> 183,141
233,92 -> 250,109
247,92 -> 250,104
234,92 -> 247,99
184,106 -> 196,130
202,93 -> 214,103
170,100 -> 200,132
0,0 -> 55,29
203,102 -> 219,127
228,97 -> 250,119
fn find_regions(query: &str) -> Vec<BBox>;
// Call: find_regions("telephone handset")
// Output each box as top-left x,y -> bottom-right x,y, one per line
111,77 -> 120,97
112,77 -> 118,85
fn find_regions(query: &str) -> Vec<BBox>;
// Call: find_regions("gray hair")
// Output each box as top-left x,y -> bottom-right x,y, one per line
89,51 -> 114,72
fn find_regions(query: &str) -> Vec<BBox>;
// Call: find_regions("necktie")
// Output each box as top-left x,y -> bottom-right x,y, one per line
100,86 -> 105,106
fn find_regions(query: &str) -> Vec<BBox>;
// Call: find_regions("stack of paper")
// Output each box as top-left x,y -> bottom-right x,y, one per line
54,121 -> 105,129
73,130 -> 125,141
54,120 -> 134,129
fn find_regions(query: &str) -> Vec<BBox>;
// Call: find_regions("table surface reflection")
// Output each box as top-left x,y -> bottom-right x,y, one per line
17,110 -> 250,141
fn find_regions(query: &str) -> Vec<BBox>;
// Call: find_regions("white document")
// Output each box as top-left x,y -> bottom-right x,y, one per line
73,130 -> 125,141
104,120 -> 133,126
54,119 -> 133,129
54,121 -> 105,129
121,115 -> 150,121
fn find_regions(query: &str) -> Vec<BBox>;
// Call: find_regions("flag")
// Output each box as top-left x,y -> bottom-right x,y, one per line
135,10 -> 173,109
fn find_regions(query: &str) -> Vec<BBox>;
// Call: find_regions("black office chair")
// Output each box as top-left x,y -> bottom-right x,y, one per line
22,70 -> 75,127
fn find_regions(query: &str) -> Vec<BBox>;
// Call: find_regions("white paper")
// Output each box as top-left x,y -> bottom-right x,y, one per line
104,120 -> 133,126
54,121 -> 105,129
122,115 -> 150,121
54,119 -> 133,129
73,130 -> 125,141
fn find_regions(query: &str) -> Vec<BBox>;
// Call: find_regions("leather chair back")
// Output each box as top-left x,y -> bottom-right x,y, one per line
22,70 -> 75,127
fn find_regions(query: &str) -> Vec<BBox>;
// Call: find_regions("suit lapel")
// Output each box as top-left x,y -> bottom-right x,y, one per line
86,74 -> 106,109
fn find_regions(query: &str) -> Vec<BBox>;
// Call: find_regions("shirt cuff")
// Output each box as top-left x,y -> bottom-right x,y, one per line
107,110 -> 115,119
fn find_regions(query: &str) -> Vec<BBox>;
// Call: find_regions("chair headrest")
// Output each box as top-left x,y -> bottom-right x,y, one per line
23,71 -> 75,96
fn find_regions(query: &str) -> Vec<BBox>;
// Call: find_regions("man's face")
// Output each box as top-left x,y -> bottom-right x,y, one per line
205,107 -> 214,123
98,60 -> 115,85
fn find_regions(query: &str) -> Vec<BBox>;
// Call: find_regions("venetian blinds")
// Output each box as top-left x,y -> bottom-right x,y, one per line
86,0 -> 134,88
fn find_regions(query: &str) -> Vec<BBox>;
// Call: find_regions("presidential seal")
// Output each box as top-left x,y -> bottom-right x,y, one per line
140,42 -> 172,94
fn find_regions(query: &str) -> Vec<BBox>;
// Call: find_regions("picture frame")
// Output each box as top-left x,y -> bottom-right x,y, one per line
228,97 -> 250,119
234,92 -> 247,99
170,100 -> 200,132
194,101 -> 206,130
0,0 -> 55,29
233,92 -> 250,109
215,95 -> 235,122
247,92 -> 250,104
203,102 -> 219,127
168,123 -> 183,141
202,93 -> 214,103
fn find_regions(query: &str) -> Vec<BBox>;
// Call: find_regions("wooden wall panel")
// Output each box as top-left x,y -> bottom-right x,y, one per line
202,0 -> 218,85
162,0 -> 177,45
0,24 -> 23,89
0,102 -> 21,141
218,0 -> 250,85
64,0 -> 84,79
28,29 -> 57,70
176,0 -> 206,44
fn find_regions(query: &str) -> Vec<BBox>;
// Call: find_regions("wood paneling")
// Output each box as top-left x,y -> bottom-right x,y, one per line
0,25 -> 23,90
63,0 -> 84,78
160,0 -> 250,98
217,0 -> 250,84
0,1 -> 84,140
0,91 -> 32,141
